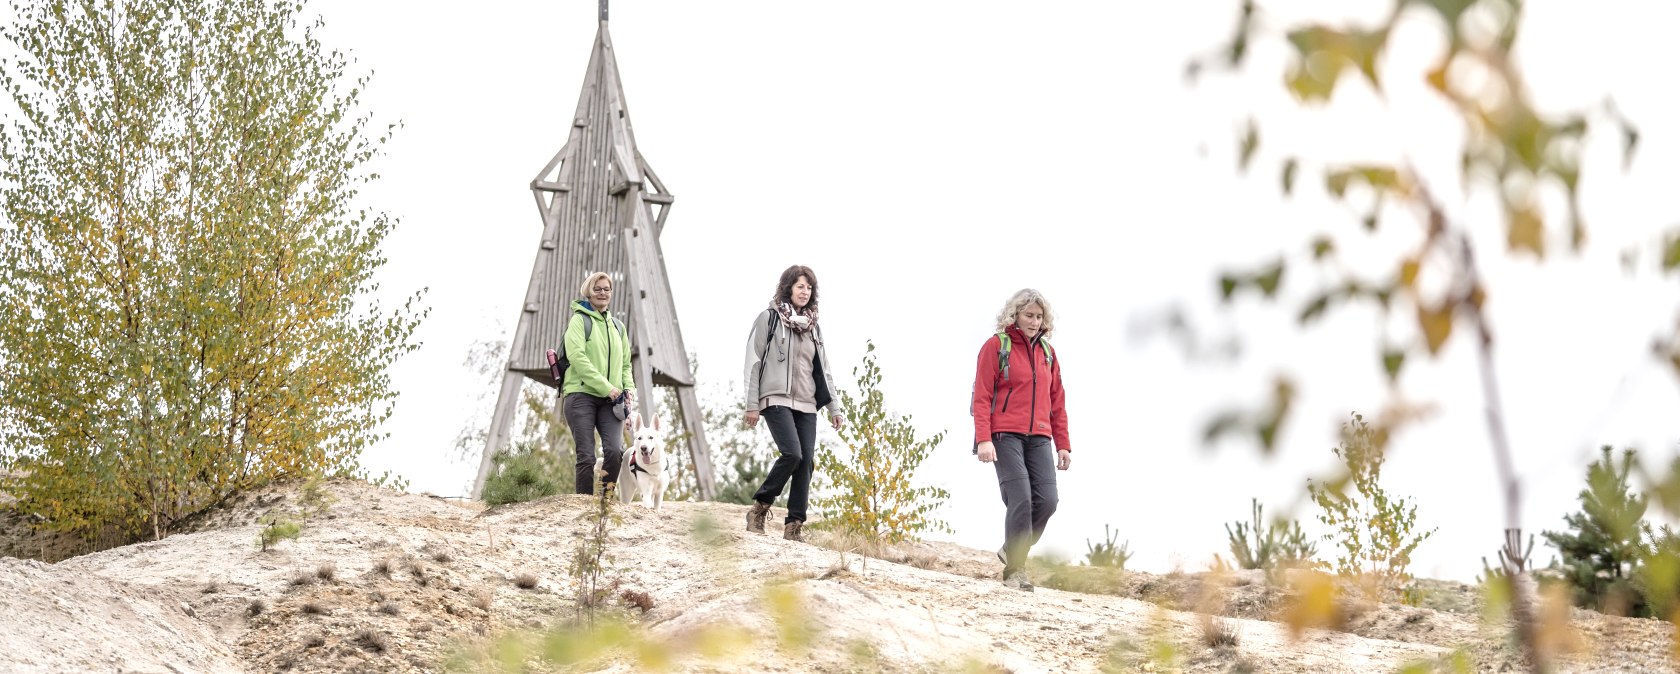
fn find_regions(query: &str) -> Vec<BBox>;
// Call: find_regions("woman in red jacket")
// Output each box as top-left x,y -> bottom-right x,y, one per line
971,288 -> 1071,592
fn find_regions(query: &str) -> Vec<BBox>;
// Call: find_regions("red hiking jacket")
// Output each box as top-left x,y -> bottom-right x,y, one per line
971,325 -> 1071,451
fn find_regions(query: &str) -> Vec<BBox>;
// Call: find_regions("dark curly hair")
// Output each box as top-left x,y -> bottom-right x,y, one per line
772,265 -> 819,312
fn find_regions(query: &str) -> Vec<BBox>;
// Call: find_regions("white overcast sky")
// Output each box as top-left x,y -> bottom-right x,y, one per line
293,0 -> 1680,583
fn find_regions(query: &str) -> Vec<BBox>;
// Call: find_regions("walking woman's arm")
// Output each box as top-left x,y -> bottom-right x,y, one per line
742,310 -> 772,416
1050,353 -> 1071,470
972,336 -> 1000,461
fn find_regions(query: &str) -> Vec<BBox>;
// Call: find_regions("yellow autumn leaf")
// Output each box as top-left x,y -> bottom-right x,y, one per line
1416,302 -> 1454,355
1507,204 -> 1545,258
1283,570 -> 1341,639
1398,256 -> 1420,288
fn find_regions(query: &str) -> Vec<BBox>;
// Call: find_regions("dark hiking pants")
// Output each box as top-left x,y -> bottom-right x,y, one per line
753,405 -> 818,524
993,432 -> 1059,574
565,392 -> 624,495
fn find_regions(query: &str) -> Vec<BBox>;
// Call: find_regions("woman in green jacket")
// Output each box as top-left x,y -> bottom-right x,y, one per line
563,271 -> 636,495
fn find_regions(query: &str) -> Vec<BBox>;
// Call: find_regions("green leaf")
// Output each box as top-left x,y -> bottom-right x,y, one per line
1298,293 -> 1332,325
1382,347 -> 1406,383
1663,231 -> 1680,272
1419,0 -> 1476,27
1282,158 -> 1300,196
1254,261 -> 1285,297
1202,411 -> 1245,447
1218,274 -> 1240,301
1348,28 -> 1387,87
1239,117 -> 1260,173
1326,170 -> 1352,198
1310,235 -> 1333,259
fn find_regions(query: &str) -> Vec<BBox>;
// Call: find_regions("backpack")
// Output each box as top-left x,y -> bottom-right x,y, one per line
546,312 -> 627,392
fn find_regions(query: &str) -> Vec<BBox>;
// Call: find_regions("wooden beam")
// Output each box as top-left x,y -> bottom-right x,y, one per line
643,192 -> 673,205
637,151 -> 668,196
531,181 -> 572,193
676,385 -> 717,500
471,370 -> 528,499
530,140 -> 571,186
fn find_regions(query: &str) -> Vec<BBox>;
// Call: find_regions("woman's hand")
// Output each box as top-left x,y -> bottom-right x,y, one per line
976,441 -> 996,463
744,409 -> 760,428
830,415 -> 844,431
608,387 -> 622,401
1057,449 -> 1071,471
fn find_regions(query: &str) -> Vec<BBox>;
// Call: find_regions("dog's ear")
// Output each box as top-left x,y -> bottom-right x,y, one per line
652,414 -> 661,432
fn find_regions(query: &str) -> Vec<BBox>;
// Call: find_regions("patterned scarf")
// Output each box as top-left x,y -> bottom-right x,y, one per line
771,301 -> 819,338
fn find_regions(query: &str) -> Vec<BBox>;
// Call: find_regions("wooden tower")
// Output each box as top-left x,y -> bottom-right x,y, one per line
470,0 -> 715,500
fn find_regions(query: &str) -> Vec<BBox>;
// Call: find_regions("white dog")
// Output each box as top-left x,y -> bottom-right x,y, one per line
616,414 -> 667,511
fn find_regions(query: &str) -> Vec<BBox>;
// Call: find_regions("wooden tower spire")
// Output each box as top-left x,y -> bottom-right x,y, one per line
471,6 -> 716,500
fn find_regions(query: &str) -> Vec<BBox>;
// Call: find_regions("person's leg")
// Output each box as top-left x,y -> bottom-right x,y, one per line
784,410 -> 819,524
565,394 -> 602,495
753,406 -> 803,504
1022,435 -> 1060,548
992,433 -> 1032,576
594,397 -> 626,490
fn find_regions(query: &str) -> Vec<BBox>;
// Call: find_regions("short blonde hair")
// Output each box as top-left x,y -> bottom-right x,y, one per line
995,288 -> 1056,337
578,272 -> 613,298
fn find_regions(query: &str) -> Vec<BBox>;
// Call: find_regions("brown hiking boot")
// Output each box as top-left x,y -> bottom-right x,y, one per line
746,501 -> 770,534
783,520 -> 804,542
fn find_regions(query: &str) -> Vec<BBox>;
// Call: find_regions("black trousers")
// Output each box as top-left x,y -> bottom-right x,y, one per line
753,406 -> 818,524
564,392 -> 624,495
993,432 -> 1059,574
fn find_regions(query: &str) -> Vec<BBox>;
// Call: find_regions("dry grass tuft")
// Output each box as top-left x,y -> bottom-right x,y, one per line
1199,614 -> 1241,649
354,628 -> 388,653
619,588 -> 655,613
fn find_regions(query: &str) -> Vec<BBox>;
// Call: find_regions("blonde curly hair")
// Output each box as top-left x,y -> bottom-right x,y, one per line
578,271 -> 613,298
994,288 -> 1056,337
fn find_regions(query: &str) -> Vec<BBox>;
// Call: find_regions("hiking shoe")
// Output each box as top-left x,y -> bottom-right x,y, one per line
996,546 -> 1006,566
746,501 -> 770,534
783,520 -> 805,542
1003,571 -> 1034,592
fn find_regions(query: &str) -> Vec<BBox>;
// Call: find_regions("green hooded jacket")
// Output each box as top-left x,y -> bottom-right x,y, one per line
562,300 -> 635,398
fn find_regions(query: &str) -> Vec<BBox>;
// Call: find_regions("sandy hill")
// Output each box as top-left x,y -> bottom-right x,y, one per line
0,479 -> 1674,673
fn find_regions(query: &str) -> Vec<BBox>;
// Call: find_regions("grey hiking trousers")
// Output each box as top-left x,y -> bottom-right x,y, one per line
993,432 -> 1059,574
